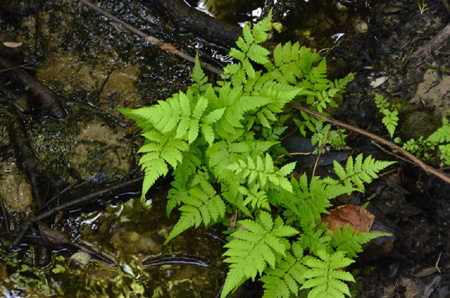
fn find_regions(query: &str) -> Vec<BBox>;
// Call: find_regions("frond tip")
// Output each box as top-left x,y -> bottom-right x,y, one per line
301,250 -> 355,298
261,242 -> 306,298
333,154 -> 396,191
221,212 -> 298,298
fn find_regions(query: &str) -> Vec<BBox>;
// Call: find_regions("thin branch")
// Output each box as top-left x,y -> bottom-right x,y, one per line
78,0 -> 223,75
312,131 -> 330,178
288,102 -> 450,185
33,176 -> 144,222
413,23 -> 450,57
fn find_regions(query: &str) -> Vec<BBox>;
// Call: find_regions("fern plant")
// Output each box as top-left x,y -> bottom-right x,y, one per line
120,11 -> 394,298
373,93 -> 400,138
403,113 -> 450,166
373,93 -> 450,167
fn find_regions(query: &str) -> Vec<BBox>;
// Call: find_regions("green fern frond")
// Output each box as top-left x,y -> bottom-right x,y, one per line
226,154 -> 295,192
166,149 -> 203,216
140,159 -> 168,199
137,131 -> 189,196
309,121 -> 347,152
438,143 -> 450,166
329,225 -> 388,258
426,116 -> 450,143
297,225 -> 331,255
301,250 -> 355,298
239,183 -> 270,210
333,154 -> 396,191
308,59 -> 329,86
248,44 -> 271,65
261,242 -> 307,298
252,10 -> 272,43
281,174 -> 336,230
166,178 -> 188,217
297,46 -> 322,74
139,131 -> 189,168
330,74 -> 355,101
270,42 -> 303,85
165,178 -> 225,244
374,93 -> 399,138
221,212 -> 298,298
191,52 -> 208,91
381,109 -> 399,138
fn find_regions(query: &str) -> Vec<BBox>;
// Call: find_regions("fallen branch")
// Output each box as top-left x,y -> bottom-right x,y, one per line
143,0 -> 241,48
33,176 -> 144,222
288,102 -> 450,185
78,0 -> 223,76
0,57 -> 67,119
8,111 -> 59,206
413,23 -> 450,57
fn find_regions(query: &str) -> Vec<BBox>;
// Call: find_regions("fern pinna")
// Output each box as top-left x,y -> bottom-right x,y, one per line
120,10 -> 394,298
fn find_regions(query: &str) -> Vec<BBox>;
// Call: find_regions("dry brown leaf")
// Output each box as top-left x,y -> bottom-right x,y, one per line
321,204 -> 375,233
3,41 -> 23,48
160,43 -> 178,54
38,222 -> 70,245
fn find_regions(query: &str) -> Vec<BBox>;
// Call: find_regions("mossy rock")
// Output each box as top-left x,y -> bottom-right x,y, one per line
399,110 -> 440,141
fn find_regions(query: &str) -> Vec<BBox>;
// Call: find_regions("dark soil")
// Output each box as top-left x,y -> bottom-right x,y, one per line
328,0 -> 450,296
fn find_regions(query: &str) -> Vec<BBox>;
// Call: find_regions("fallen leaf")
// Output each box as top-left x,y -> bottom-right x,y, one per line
160,43 -> 178,54
3,41 -> 23,48
321,204 -> 375,233
370,76 -> 389,88
38,222 -> 70,245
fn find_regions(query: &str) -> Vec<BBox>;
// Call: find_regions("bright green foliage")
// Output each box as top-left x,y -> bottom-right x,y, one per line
260,242 -> 307,298
374,96 -> 450,166
330,154 -> 396,192
329,225 -> 388,258
121,11 -> 393,298
401,114 -> 450,166
227,154 -> 295,192
164,177 -> 226,244
301,250 -> 355,298
275,173 -> 353,230
221,212 -> 298,298
374,93 -> 399,138
427,116 -> 450,143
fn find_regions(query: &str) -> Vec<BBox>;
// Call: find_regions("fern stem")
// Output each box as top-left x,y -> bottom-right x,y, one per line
312,131 -> 330,178
288,102 -> 450,185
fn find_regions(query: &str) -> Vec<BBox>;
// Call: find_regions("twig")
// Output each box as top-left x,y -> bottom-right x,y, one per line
0,194 -> 10,233
312,131 -> 330,178
370,140 -> 415,166
435,251 -> 442,273
413,23 -> 450,57
33,176 -> 144,222
0,64 -> 32,72
287,102 -> 450,185
78,0 -> 223,75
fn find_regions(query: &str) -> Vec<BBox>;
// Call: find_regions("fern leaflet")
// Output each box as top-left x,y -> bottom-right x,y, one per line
328,225 -> 388,258
301,250 -> 355,298
332,154 -> 396,191
374,93 -> 399,138
164,178 -> 225,244
426,116 -> 450,143
279,174 -> 353,230
260,242 -> 307,298
221,212 -> 298,298
226,153 -> 295,192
